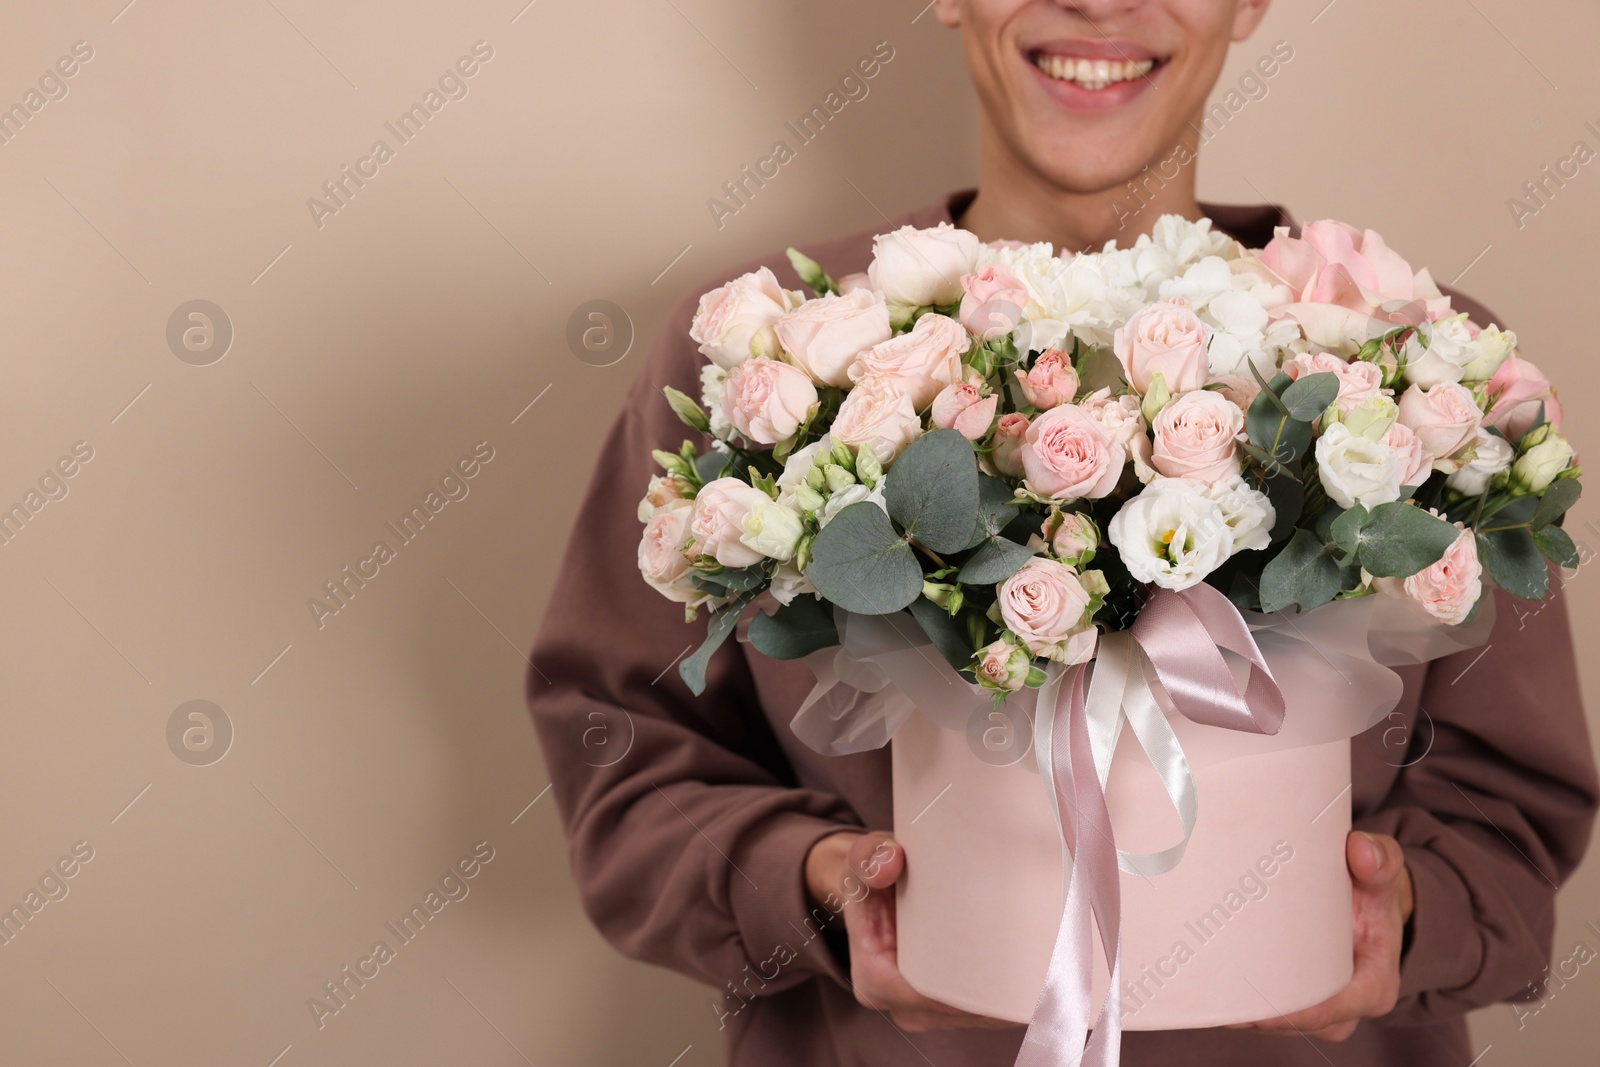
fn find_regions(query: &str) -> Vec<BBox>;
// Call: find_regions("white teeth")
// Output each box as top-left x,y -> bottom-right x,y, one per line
1035,54 -> 1155,91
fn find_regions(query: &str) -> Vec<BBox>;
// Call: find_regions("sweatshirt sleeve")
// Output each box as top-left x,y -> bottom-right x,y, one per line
1354,579 -> 1598,1025
525,280 -> 859,997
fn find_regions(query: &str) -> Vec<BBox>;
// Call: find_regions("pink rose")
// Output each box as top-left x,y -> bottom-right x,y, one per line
1021,403 -> 1126,501
1206,373 -> 1260,413
930,382 -> 998,441
848,313 -> 970,410
1284,351 -> 1383,414
1401,523 -> 1483,625
774,288 -> 892,387
1015,349 -> 1079,410
836,272 -> 873,295
997,557 -> 1098,663
830,376 -> 923,463
1381,421 -> 1432,489
1483,355 -> 1563,440
689,267 -> 802,369
1080,388 -> 1155,484
991,412 -> 1030,476
722,356 -> 819,445
959,264 -> 1028,341
637,500 -> 701,604
1114,299 -> 1210,396
1396,382 -> 1481,467
687,479 -> 769,568
1151,389 -> 1244,484
975,639 -> 1029,692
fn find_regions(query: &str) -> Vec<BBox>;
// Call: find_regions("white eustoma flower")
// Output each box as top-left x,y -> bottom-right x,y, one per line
1401,315 -> 1477,389
1315,422 -> 1401,509
1444,428 -> 1513,496
1107,478 -> 1235,591
1203,476 -> 1277,553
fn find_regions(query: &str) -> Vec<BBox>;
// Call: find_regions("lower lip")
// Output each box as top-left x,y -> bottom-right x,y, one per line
1027,56 -> 1163,113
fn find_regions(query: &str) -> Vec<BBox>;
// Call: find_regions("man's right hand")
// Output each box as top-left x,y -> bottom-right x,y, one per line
803,830 -> 1019,1033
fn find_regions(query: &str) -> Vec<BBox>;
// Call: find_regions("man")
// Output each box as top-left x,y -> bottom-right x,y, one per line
527,1 -> 1597,1063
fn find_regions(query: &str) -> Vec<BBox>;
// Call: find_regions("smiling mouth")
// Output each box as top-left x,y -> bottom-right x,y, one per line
1029,52 -> 1163,92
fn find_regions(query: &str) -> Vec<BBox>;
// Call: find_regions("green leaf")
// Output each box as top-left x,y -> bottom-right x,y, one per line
883,429 -> 979,553
1532,479 -> 1582,531
679,589 -> 760,696
1259,529 -> 1342,614
1479,525 -> 1550,600
964,474 -> 1019,549
1327,504 -> 1368,557
1354,502 -> 1461,578
747,596 -> 839,660
1280,372 -> 1341,421
785,247 -> 837,297
1533,525 -> 1579,569
694,449 -> 730,484
956,536 -> 1038,585
1260,469 -> 1306,543
806,501 -> 923,614
1245,375 -> 1314,469
907,597 -> 977,675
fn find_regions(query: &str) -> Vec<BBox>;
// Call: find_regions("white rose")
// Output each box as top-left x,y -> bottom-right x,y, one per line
1203,476 -> 1276,553
1107,478 -> 1235,591
1315,422 -> 1400,510
774,288 -> 893,387
739,497 -> 805,561
689,268 -> 803,369
867,223 -> 982,308
1445,428 -> 1514,496
830,376 -> 923,463
1401,315 -> 1476,389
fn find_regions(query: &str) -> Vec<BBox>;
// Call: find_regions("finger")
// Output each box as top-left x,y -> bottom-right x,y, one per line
847,831 -> 905,891
1347,831 -> 1404,890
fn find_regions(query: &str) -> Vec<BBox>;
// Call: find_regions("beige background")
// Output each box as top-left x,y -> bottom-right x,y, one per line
0,1 -> 1594,1064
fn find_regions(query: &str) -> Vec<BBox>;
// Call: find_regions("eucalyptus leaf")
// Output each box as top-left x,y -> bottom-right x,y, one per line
806,501 -> 923,614
1259,529 -> 1341,614
883,429 -> 980,553
1532,479 -> 1582,531
964,474 -> 1020,549
747,596 -> 839,660
679,589 -> 760,696
1327,504 -> 1368,557
694,449 -> 730,484
1245,398 -> 1314,469
1280,372 -> 1341,421
1478,525 -> 1549,600
956,536 -> 1038,585
907,597 -> 978,675
1354,502 -> 1460,578
1532,525 -> 1579,569
1260,469 -> 1306,542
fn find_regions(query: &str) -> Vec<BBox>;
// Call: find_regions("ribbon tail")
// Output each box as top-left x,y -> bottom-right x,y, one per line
1015,666 -> 1123,1067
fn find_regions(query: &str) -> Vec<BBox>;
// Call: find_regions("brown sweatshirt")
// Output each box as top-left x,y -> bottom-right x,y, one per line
526,190 -> 1597,1066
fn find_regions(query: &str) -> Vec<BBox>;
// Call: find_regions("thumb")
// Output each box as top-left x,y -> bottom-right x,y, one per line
1348,831 -> 1404,889
847,831 -> 905,891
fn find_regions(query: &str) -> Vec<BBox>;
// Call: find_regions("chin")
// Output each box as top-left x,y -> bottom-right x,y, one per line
1030,133 -> 1177,198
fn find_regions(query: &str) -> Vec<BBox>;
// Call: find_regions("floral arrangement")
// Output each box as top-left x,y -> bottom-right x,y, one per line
636,217 -> 1582,695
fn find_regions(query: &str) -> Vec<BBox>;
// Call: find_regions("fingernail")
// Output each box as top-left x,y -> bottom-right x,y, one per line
1358,831 -> 1381,867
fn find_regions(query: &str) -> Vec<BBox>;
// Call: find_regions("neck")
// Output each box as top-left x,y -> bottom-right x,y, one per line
956,123 -> 1203,252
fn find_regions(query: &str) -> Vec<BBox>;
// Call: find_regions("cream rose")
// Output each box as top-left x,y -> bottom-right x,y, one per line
997,557 -> 1098,663
1400,523 -> 1483,625
867,222 -> 983,307
1114,298 -> 1211,396
1284,351 -> 1383,414
1380,420 -> 1433,489
1315,422 -> 1401,510
1151,389 -> 1245,484
830,376 -> 922,463
848,313 -> 970,410
773,288 -> 892,387
637,500 -> 703,605
1079,388 -> 1156,484
975,638 -> 1032,691
722,356 -> 819,445
689,267 -> 802,369
1021,403 -> 1127,501
1107,478 -> 1234,591
1396,381 -> 1482,468
688,479 -> 770,568
990,412 -> 1029,476
1401,315 -> 1476,389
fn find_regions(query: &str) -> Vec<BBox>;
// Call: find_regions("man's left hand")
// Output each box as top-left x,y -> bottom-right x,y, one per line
1232,830 -> 1413,1042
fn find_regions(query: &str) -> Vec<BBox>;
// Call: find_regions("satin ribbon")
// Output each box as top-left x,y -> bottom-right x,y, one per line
1015,583 -> 1285,1067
